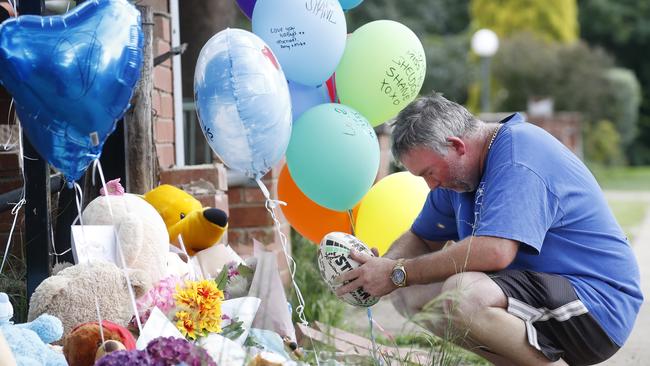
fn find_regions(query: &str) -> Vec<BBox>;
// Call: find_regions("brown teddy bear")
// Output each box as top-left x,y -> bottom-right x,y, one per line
63,321 -> 136,366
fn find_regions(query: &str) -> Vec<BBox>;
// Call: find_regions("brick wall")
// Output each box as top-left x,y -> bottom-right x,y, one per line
143,0 -> 176,169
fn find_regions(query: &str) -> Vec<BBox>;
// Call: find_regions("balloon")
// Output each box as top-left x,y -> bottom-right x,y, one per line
0,0 -> 143,182
288,81 -> 329,121
252,0 -> 347,86
356,172 -> 429,256
335,20 -> 426,126
235,0 -> 255,19
286,103 -> 379,211
339,0 -> 363,10
278,164 -> 353,243
194,28 -> 292,179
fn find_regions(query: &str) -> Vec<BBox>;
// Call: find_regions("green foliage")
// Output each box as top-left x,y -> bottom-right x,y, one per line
345,0 -> 470,36
603,68 -> 641,146
584,120 -> 625,166
421,34 -> 476,103
471,0 -> 578,43
491,33 -> 560,110
290,230 -> 346,327
492,33 -> 620,122
579,0 -> 650,164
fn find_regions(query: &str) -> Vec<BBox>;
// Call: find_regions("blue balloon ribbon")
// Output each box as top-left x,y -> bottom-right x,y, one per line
0,0 -> 143,183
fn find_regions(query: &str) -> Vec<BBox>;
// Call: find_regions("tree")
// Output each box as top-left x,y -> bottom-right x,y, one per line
579,0 -> 650,164
346,0 -> 470,36
471,0 -> 578,43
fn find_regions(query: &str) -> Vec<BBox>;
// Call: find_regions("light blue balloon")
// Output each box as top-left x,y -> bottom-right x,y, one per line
286,103 -> 379,211
0,0 -> 142,183
288,81 -> 329,121
252,0 -> 347,86
194,28 -> 292,179
339,0 -> 363,10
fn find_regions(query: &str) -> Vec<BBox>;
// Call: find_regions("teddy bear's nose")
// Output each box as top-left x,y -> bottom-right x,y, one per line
203,208 -> 228,227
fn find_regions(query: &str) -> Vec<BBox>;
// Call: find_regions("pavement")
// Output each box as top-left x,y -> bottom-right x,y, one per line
349,190 -> 650,365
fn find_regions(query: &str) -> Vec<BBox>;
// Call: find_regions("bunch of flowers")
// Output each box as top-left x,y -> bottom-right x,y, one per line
214,261 -> 254,300
95,336 -> 216,366
173,279 -> 224,340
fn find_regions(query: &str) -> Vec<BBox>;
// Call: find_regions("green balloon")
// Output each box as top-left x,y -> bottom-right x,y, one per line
335,20 -> 426,127
286,103 -> 380,211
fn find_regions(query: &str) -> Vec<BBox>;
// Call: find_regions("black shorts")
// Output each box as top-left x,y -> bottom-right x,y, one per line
490,270 -> 619,366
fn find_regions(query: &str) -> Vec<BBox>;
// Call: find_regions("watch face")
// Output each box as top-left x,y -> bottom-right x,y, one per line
391,269 -> 405,285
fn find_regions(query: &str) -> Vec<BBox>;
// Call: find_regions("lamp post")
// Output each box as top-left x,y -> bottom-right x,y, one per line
471,29 -> 499,113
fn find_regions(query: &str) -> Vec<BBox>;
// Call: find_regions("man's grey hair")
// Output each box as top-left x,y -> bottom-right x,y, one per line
391,92 -> 481,161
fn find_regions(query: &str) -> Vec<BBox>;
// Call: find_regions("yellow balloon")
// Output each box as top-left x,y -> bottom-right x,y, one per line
355,171 -> 430,256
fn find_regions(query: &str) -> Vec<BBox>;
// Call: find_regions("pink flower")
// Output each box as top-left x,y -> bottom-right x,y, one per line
100,178 -> 125,196
136,275 -> 184,324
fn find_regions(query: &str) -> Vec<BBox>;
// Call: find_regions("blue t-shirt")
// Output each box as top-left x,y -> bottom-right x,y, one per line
411,113 -> 643,346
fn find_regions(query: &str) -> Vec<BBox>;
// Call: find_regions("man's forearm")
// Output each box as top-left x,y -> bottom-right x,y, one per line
383,230 -> 440,260
405,236 -> 518,285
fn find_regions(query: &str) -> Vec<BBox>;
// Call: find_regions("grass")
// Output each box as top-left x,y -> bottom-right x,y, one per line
589,164 -> 650,191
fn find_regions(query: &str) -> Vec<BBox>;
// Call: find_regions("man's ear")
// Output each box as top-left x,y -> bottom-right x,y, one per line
446,136 -> 466,156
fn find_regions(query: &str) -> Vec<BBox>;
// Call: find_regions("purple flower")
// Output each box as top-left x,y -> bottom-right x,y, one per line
146,337 -> 216,366
95,350 -> 151,366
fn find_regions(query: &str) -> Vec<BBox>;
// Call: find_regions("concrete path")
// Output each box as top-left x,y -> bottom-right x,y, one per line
348,191 -> 650,365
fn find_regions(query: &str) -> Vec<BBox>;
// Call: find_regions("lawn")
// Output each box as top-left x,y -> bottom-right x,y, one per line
607,200 -> 648,242
589,164 -> 650,191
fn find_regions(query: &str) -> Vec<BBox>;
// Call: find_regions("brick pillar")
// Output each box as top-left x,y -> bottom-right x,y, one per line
151,7 -> 176,169
226,163 -> 291,284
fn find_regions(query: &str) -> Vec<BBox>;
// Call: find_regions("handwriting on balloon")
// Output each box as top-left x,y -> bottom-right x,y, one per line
271,25 -> 307,50
380,49 -> 426,105
335,106 -> 376,139
305,0 -> 338,24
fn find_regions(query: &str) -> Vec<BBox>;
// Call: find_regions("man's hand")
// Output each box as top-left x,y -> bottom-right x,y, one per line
334,249 -> 397,297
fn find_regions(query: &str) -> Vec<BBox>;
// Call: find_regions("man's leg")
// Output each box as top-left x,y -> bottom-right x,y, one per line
437,272 -> 567,366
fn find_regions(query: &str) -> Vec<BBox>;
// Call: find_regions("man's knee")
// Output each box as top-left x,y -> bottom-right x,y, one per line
439,272 -> 506,318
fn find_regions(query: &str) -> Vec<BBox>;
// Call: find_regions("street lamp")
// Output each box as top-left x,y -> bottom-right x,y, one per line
471,29 -> 499,113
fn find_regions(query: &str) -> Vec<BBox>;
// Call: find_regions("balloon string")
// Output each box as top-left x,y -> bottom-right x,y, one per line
2,99 -> 16,151
1,140 -> 26,273
347,209 -> 356,236
367,307 -> 381,364
92,160 -> 143,333
72,182 -> 106,345
0,198 -> 25,274
255,178 -> 308,326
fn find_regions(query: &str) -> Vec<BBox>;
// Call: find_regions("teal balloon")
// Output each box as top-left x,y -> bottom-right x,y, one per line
286,103 -> 379,211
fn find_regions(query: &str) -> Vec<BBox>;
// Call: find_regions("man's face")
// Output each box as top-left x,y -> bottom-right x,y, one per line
401,146 -> 477,193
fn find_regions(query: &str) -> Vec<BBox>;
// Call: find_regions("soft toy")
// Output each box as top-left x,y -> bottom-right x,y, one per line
82,179 -> 169,283
144,184 -> 228,255
28,261 -> 151,338
0,292 -> 67,366
63,320 -> 136,366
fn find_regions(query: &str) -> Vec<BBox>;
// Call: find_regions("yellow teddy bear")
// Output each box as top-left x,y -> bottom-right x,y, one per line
143,184 -> 228,256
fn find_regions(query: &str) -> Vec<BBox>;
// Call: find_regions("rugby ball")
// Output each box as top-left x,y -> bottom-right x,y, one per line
317,232 -> 380,307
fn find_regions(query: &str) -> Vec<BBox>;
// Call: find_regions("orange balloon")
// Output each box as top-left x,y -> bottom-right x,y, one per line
278,164 -> 353,244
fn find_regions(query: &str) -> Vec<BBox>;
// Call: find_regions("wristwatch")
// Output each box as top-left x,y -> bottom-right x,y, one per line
390,259 -> 407,287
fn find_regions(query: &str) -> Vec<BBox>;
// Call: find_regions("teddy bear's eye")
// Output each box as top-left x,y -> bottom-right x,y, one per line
180,213 -> 185,220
